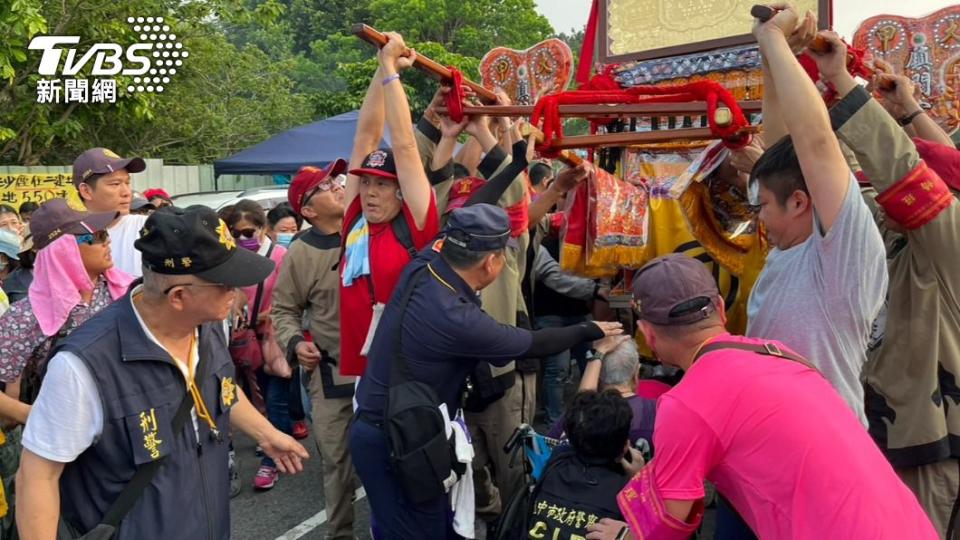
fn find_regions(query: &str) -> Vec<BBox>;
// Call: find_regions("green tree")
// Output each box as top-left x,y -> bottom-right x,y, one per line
302,0 -> 553,119
82,37 -> 309,164
0,0 -> 288,165
367,0 -> 553,58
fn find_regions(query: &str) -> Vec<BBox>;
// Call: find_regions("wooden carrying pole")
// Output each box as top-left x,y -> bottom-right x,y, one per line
354,23 -> 757,144
519,124 -> 759,162
749,4 -> 895,90
352,23 -> 498,103
436,101 -> 763,119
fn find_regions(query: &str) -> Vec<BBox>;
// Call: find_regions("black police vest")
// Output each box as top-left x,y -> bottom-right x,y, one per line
55,296 -> 235,540
527,446 -> 628,539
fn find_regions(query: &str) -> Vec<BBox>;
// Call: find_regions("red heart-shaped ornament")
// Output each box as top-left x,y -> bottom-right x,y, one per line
479,38 -> 573,105
853,6 -> 960,134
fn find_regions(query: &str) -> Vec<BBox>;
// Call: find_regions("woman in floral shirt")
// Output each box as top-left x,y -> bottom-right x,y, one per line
0,199 -> 132,535
0,199 -> 133,418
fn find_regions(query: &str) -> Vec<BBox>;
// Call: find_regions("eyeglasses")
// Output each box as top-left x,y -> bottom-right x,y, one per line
302,179 -> 343,207
74,230 -> 110,246
231,228 -> 258,239
162,282 -> 234,295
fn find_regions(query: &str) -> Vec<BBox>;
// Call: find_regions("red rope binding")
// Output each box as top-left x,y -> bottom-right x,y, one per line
531,78 -> 752,156
798,40 -> 873,104
445,67 -> 466,122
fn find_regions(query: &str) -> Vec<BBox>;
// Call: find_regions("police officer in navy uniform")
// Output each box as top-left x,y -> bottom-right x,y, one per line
349,203 -> 622,538
17,206 -> 309,540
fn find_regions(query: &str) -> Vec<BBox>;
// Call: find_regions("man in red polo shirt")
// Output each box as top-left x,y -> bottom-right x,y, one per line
339,33 -> 439,379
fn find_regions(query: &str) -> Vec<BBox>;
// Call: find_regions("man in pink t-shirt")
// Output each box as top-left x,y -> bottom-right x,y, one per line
586,254 -> 936,540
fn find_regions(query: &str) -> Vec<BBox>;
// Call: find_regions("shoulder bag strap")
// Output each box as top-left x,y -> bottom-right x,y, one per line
391,216 -> 418,259
248,243 -> 274,333
387,267 -> 429,387
694,341 -> 818,371
98,326 -> 213,527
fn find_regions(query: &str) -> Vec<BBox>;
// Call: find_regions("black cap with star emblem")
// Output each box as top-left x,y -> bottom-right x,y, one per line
135,205 -> 275,287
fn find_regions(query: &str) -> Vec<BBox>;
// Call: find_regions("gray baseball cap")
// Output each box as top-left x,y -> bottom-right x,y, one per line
72,147 -> 146,187
632,254 -> 720,326
29,198 -> 118,251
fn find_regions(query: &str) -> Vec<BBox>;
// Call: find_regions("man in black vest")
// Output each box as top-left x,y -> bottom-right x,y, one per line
17,206 -> 309,540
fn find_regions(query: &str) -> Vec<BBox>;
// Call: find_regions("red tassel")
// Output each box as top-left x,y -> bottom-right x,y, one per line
445,67 -> 465,122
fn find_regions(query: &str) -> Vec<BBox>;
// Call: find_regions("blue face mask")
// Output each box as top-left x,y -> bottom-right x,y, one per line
276,232 -> 294,248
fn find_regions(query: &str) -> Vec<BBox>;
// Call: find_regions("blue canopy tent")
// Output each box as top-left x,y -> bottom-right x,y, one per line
212,110 -> 391,185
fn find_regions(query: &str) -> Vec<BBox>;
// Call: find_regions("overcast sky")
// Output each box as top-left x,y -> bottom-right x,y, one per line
536,0 -> 954,41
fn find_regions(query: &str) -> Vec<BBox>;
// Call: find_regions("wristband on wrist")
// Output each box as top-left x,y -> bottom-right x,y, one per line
382,73 -> 400,86
615,525 -> 629,540
898,109 -> 923,126
587,349 -> 604,362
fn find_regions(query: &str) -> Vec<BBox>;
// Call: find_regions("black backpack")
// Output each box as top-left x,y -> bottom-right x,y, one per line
384,267 -> 457,506
346,212 -> 418,258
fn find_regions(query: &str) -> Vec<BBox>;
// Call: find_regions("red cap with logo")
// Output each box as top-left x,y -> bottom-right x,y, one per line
288,159 -> 347,215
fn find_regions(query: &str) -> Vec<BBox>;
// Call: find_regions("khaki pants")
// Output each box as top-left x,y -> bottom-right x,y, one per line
466,371 -> 525,520
307,372 -> 358,540
898,459 -> 960,539
518,370 -> 536,426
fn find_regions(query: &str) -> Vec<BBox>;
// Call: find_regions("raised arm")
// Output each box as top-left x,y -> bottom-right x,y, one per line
875,73 -> 954,147
431,112 -> 468,178
378,32 -> 433,229
346,65 -> 385,206
527,163 -> 589,227
760,55 -> 787,145
756,5 -> 850,232
760,10 -> 817,145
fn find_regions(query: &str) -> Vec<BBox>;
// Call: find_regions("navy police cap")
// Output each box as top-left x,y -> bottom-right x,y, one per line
443,203 -> 511,252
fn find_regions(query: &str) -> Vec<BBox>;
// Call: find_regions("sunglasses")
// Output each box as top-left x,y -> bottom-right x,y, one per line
74,230 -> 110,246
231,228 -> 258,239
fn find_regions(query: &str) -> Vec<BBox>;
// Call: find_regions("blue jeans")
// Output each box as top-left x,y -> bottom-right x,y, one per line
258,372 -> 292,468
535,314 -> 591,426
715,497 -> 757,539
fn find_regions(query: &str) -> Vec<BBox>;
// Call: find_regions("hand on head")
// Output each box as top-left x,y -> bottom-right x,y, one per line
594,320 -> 624,338
594,334 -> 631,355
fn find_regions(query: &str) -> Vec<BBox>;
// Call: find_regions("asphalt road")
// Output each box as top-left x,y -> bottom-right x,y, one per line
230,429 -> 372,540
229,372 -> 718,540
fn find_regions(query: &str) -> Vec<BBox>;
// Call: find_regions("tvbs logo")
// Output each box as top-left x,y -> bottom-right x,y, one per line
28,17 -> 187,103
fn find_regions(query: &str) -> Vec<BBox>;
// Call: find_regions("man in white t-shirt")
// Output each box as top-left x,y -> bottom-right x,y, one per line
17,205 -> 309,539
72,147 -> 149,277
730,8 -> 887,427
